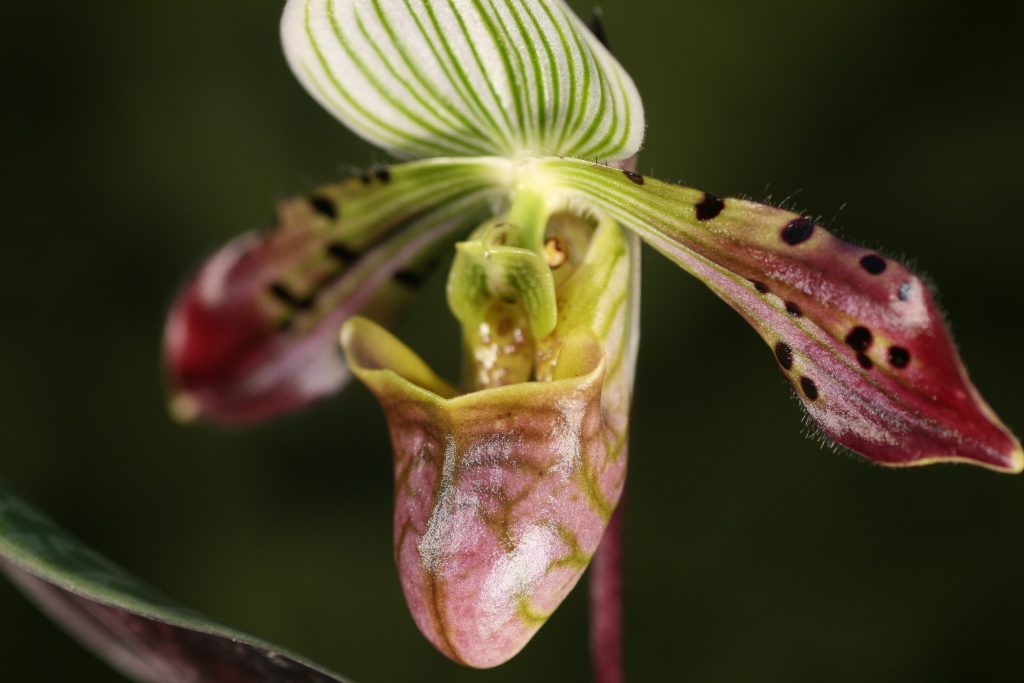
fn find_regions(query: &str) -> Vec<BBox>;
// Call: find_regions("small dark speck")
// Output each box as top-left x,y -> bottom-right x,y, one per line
860,254 -> 887,275
857,353 -> 874,370
785,301 -> 803,317
308,195 -> 338,220
775,342 -> 794,370
326,241 -> 360,265
781,217 -> 815,245
898,281 -> 913,301
374,166 -> 392,183
845,326 -> 873,353
695,193 -> 725,221
394,269 -> 427,288
751,280 -> 770,294
800,376 -> 819,401
622,169 -> 644,185
888,346 -> 911,369
270,282 -> 314,310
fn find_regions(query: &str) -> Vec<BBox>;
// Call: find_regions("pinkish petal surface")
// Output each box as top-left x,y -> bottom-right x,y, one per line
543,158 -> 1022,472
343,320 -> 619,668
338,207 -> 640,666
164,160 -> 501,425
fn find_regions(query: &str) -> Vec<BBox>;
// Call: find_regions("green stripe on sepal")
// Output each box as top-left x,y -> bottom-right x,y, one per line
281,0 -> 644,161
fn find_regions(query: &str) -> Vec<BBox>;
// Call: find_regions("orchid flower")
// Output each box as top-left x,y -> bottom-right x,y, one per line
1,1 -> 1020,682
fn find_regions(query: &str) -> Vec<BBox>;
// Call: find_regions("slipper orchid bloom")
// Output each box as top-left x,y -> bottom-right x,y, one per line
163,0 -> 1022,665
1,1 -> 1019,681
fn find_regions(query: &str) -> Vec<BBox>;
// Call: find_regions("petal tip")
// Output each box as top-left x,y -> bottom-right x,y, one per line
1003,444 -> 1024,475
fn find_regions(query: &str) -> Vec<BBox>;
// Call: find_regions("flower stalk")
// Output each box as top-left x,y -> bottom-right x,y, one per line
590,501 -> 625,683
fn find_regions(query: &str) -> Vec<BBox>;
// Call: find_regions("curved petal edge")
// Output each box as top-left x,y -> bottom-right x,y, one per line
342,318 -> 620,668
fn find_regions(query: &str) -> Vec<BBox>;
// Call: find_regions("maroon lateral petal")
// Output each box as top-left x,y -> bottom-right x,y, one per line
679,205 -> 1020,470
163,230 -> 350,425
163,164 -> 495,425
700,205 -> 1020,471
554,160 -> 1022,472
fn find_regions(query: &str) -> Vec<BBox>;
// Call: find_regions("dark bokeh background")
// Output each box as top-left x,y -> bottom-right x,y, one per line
2,2 -> 1023,681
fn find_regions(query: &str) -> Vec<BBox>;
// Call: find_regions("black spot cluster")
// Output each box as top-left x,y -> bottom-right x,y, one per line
840,322 -> 911,371
845,326 -> 876,370
748,278 -> 804,319
772,340 -> 819,403
845,326 -> 873,353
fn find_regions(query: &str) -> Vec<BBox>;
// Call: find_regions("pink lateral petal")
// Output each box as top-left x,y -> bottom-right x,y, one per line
163,163 -> 497,425
685,200 -> 1022,472
550,160 -> 1022,472
164,229 -> 350,425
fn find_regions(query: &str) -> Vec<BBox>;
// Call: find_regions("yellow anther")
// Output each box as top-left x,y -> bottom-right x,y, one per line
543,237 -> 568,269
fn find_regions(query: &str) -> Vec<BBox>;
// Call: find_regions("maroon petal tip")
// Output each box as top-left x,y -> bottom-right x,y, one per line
163,232 -> 349,426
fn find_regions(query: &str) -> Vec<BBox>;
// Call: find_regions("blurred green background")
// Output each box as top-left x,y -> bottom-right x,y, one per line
2,1 -> 1023,681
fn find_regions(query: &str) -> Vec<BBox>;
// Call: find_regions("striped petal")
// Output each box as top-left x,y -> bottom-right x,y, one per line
281,0 -> 644,161
164,158 -> 505,424
536,157 -> 1023,473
